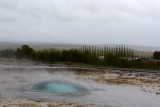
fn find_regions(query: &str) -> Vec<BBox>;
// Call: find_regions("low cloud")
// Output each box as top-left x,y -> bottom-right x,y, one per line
0,0 -> 160,46
1,0 -> 160,23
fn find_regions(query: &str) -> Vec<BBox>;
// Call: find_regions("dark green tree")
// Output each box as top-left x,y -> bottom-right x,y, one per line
153,51 -> 160,59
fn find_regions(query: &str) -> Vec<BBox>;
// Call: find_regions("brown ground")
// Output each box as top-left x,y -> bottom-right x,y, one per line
66,67 -> 160,95
0,98 -> 99,107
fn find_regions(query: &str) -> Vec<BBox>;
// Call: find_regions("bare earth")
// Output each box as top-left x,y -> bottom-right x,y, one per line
0,98 -> 98,107
65,67 -> 160,95
0,59 -> 160,107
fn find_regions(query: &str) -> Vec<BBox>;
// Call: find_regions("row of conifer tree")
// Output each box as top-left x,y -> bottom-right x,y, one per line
0,45 -> 159,70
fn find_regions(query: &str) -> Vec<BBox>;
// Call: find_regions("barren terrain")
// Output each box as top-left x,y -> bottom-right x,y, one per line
0,59 -> 160,107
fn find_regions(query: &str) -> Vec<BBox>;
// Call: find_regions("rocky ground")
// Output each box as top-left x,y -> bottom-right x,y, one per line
67,67 -> 160,95
0,60 -> 160,107
0,98 -> 99,107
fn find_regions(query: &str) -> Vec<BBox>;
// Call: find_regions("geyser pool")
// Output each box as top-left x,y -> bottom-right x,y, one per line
32,79 -> 88,94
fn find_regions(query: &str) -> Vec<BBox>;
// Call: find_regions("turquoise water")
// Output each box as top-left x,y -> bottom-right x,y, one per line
33,80 -> 87,93
43,82 -> 79,93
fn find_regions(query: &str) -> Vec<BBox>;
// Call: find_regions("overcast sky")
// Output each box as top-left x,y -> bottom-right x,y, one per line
0,0 -> 160,46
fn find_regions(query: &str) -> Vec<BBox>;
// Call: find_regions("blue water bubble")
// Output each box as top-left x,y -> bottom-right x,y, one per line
33,79 -> 88,94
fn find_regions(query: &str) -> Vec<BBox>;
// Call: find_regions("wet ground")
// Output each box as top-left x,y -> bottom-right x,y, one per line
0,61 -> 160,107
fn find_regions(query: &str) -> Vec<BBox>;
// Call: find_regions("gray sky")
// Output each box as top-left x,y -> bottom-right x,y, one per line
0,0 -> 160,46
